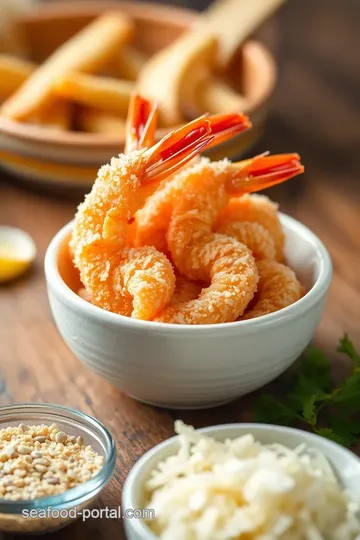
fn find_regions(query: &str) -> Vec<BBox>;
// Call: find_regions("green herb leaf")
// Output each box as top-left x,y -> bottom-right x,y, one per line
292,374 -> 327,400
300,347 -> 333,392
254,395 -> 298,426
337,333 -> 360,368
314,427 -> 346,445
287,348 -> 332,413
331,372 -> 360,404
326,417 -> 360,447
253,335 -> 360,447
301,394 -> 318,425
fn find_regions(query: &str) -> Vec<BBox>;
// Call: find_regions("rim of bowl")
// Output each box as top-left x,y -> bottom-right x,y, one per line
0,403 -> 116,513
122,422 -> 360,540
44,212 -> 333,333
0,0 -> 276,149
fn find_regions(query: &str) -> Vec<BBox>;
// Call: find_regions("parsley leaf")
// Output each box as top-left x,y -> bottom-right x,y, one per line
254,395 -> 298,426
338,334 -> 360,368
301,347 -> 332,392
301,394 -> 318,425
314,428 -> 346,445
326,417 -> 360,447
289,374 -> 329,411
253,334 -> 360,447
331,372 -> 360,404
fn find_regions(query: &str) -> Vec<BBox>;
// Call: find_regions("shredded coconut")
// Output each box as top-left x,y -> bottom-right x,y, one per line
145,422 -> 360,540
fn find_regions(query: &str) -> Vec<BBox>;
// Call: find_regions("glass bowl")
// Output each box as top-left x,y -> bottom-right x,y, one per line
0,403 -> 116,534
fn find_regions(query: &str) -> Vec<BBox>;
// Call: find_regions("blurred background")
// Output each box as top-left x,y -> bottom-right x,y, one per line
177,0 -> 360,199
1,0 -> 359,200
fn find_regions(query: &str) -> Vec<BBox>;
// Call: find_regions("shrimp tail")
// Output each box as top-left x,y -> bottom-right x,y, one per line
143,112 -> 254,183
125,94 -> 159,153
226,153 -> 304,193
207,112 -> 251,147
143,116 -> 214,183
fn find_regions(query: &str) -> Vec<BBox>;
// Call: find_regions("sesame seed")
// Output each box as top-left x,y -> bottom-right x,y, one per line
0,424 -> 104,500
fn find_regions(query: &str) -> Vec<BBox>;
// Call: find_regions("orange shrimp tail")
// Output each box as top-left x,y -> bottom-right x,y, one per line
125,94 -> 159,153
142,112 -> 255,184
207,113 -> 251,148
143,116 -> 214,183
226,153 -> 304,194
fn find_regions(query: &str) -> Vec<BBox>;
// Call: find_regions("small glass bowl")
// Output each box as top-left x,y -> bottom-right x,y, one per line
0,403 -> 116,534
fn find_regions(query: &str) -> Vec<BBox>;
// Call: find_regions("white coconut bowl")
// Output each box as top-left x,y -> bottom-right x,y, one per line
122,423 -> 360,540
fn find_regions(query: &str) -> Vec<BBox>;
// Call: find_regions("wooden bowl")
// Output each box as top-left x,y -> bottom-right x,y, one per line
0,1 -> 277,190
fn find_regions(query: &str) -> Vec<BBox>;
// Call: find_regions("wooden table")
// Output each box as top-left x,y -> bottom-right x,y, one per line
1,0 -> 360,538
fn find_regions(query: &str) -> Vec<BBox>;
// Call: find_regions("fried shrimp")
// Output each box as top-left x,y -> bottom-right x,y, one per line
71,95 -> 216,320
156,153 -> 304,324
79,269 -> 204,307
156,236 -> 258,324
72,94 -> 304,325
134,113 -> 250,254
135,150 -> 302,262
170,275 -> 204,305
242,260 -> 303,320
216,221 -> 276,260
216,193 -> 285,261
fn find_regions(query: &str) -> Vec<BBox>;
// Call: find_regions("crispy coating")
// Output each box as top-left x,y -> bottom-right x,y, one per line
134,156 -> 201,254
71,150 -> 175,320
170,275 -> 203,305
216,221 -> 276,260
216,194 -> 285,261
134,177 -> 175,254
242,260 -> 302,320
156,159 -> 258,324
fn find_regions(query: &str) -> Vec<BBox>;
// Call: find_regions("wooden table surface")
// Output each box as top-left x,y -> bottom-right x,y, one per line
1,0 -> 360,538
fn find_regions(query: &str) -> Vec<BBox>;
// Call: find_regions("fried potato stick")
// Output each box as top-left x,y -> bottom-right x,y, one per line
0,55 -> 71,129
194,78 -> 247,116
77,107 -> 126,136
0,54 -> 34,100
115,46 -> 147,81
54,73 -> 133,116
30,99 -> 72,131
137,31 -> 217,127
1,13 -> 133,120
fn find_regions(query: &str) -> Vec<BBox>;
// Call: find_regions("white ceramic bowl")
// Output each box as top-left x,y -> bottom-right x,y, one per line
122,423 -> 360,540
44,213 -> 332,409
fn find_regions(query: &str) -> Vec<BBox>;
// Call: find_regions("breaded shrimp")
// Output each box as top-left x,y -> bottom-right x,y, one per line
134,113 -> 251,254
71,95 -> 215,320
156,154 -> 304,324
156,236 -> 258,324
135,151 -> 302,261
216,193 -> 285,261
170,275 -> 204,305
79,271 -> 204,306
216,221 -> 276,260
242,260 -> 302,320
